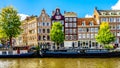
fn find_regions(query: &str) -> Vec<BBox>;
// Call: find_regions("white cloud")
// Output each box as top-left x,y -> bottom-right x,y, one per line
111,0 -> 120,10
85,14 -> 93,18
18,14 -> 29,21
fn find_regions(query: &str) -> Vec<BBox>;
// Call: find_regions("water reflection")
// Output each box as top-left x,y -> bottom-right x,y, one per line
0,58 -> 120,68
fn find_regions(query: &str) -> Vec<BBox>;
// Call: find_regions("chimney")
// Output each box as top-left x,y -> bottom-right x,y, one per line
64,11 -> 66,14
94,6 -> 97,10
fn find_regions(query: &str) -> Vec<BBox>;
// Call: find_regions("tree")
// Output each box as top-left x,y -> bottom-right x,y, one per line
95,22 -> 115,45
0,6 -> 22,47
50,22 -> 64,49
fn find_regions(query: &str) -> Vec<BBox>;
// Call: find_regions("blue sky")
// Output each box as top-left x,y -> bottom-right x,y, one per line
0,0 -> 119,18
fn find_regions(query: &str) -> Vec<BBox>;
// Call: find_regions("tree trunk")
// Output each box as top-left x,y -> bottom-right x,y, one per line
57,43 -> 59,50
9,37 -> 12,47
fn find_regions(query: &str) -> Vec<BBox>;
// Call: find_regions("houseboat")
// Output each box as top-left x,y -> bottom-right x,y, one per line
39,48 -> 120,58
0,46 -> 34,58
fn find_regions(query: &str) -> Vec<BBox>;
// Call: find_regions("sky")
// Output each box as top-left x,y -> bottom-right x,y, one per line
0,0 -> 120,20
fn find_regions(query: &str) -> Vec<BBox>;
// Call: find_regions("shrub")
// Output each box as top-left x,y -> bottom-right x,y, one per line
104,44 -> 114,49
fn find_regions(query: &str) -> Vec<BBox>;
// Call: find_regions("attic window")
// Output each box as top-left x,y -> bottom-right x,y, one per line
109,12 -> 114,15
82,21 -> 85,26
102,12 -> 106,15
89,21 -> 94,26
117,12 -> 120,15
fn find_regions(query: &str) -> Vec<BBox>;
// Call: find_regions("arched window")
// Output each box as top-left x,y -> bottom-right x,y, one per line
47,35 -> 50,40
38,35 -> 41,40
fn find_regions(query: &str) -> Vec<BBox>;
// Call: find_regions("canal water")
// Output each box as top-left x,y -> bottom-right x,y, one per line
0,58 -> 120,68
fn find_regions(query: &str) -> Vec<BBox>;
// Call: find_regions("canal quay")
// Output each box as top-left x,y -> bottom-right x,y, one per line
0,58 -> 120,68
1,0 -> 120,68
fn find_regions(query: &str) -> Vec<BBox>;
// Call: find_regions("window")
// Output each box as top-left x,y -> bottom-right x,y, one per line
69,23 -> 72,27
42,17 -> 46,21
69,35 -> 72,40
117,12 -> 120,15
79,34 -> 82,39
73,29 -> 77,34
38,35 -> 41,40
118,25 -> 120,29
47,23 -> 50,26
78,28 -> 82,33
83,28 -> 86,32
117,18 -> 120,22
95,28 -> 98,32
73,35 -> 77,40
113,25 -> 116,29
117,32 -> 120,36
43,36 -> 46,40
43,29 -> 45,33
101,18 -> 106,22
42,17 -> 44,21
73,23 -> 76,27
110,12 -> 115,15
70,29 -> 72,34
87,34 -> 90,38
65,35 -> 68,40
89,21 -> 94,26
43,22 -> 45,26
102,12 -> 106,15
82,21 -> 85,26
47,29 -> 50,33
86,28 -> 89,32
91,28 -> 94,32
65,18 -> 68,22
2,51 -> 7,55
70,18 -> 72,22
91,34 -> 94,38
65,29 -> 68,34
65,23 -> 68,27
73,29 -> 76,34
38,22 -> 40,26
61,21 -> 64,25
73,18 -> 76,22
38,28 -> 41,33
113,18 -> 116,22
109,18 -> 114,22
47,35 -> 50,40
83,34 -> 86,38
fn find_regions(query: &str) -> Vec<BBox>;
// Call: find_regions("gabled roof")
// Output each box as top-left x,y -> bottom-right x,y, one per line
96,9 -> 120,15
64,12 -> 77,17
77,18 -> 98,26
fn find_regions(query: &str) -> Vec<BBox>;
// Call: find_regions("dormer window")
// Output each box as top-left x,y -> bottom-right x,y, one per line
117,12 -> 120,15
89,21 -> 94,26
82,21 -> 85,26
109,12 -> 114,15
102,12 -> 106,15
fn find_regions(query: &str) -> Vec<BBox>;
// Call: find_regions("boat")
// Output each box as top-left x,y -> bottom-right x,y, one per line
0,46 -> 35,58
39,48 -> 120,58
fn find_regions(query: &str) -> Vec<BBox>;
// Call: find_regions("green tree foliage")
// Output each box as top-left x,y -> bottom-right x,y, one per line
95,22 -> 115,45
0,6 -> 22,46
50,22 -> 64,47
